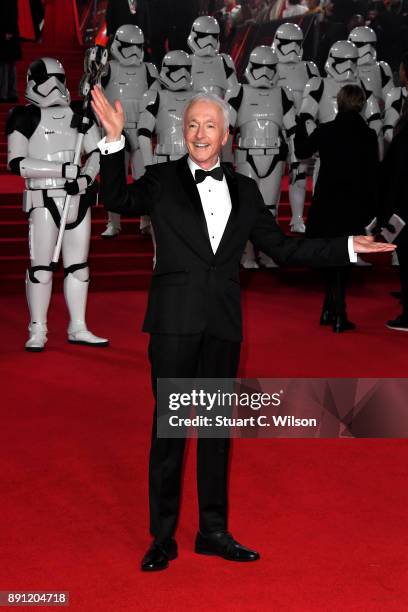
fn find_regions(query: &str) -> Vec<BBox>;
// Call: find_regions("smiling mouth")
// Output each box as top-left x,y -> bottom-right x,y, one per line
193,143 -> 210,148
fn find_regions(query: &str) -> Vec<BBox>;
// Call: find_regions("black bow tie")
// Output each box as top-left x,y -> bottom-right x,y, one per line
194,167 -> 224,184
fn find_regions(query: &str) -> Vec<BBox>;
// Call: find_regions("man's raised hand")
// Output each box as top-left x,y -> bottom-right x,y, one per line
91,85 -> 124,142
353,235 -> 396,253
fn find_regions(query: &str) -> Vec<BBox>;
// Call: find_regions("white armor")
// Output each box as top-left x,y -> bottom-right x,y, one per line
138,50 -> 195,265
138,50 -> 194,165
349,27 -> 393,107
300,41 -> 382,136
188,16 -> 238,97
383,86 -> 407,143
7,57 -> 108,350
101,25 -> 159,236
273,23 -> 320,233
226,46 -> 297,268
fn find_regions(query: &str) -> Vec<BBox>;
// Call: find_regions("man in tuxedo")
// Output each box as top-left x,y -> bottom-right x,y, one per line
91,86 -> 395,572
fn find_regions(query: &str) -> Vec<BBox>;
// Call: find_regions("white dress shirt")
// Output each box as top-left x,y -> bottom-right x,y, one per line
97,136 -> 357,261
187,157 -> 232,254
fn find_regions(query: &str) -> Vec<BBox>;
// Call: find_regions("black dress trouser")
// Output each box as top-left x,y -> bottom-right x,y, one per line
397,227 -> 408,318
321,266 -> 352,315
148,332 -> 241,543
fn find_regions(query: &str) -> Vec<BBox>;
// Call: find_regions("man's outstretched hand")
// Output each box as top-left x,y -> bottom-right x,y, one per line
91,85 -> 124,142
353,235 -> 396,253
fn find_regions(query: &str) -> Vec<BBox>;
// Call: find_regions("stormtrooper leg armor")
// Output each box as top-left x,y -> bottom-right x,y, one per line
236,149 -> 284,268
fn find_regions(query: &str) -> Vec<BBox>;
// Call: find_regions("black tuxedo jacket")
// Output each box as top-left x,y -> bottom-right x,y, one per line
100,151 -> 349,341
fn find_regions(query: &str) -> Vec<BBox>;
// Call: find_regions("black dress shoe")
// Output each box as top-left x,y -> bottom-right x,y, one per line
141,538 -> 178,572
195,531 -> 260,561
332,315 -> 356,333
320,309 -> 333,325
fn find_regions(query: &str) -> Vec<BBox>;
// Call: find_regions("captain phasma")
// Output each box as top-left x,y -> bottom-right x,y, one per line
226,46 -> 297,268
101,24 -> 159,237
273,22 -> 320,233
138,50 -> 195,265
6,58 -> 108,351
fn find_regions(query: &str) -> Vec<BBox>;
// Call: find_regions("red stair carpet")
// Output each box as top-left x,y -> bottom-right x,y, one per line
2,37 -> 408,612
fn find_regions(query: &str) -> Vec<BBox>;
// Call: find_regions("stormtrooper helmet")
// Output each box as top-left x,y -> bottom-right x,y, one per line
160,50 -> 192,91
245,46 -> 278,88
110,25 -> 144,66
273,22 -> 303,63
325,41 -> 358,82
187,16 -> 220,57
349,26 -> 377,65
25,57 -> 70,107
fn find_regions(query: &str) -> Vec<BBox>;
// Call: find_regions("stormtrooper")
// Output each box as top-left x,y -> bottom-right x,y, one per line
226,45 -> 297,268
300,40 -> 382,266
138,50 -> 195,265
383,86 -> 407,144
100,24 -> 159,237
187,15 -> 238,97
6,57 -> 108,351
138,50 -> 194,166
300,40 -> 382,136
273,22 -> 320,233
348,26 -> 393,107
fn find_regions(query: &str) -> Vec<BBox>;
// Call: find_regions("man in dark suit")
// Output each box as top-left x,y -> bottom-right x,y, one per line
91,86 -> 395,572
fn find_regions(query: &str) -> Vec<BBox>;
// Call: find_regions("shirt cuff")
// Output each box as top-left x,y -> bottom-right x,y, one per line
348,236 -> 357,262
98,135 -> 125,155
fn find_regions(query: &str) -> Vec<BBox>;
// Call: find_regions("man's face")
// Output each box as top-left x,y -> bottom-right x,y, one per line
184,100 -> 229,170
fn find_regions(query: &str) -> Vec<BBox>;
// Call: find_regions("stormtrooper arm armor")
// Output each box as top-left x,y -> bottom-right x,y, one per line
383,87 -> 404,143
221,54 -> 239,91
146,63 -> 160,91
224,84 -> 242,161
363,89 -> 382,137
299,77 -> 322,135
138,89 -> 160,166
281,87 -> 297,164
81,121 -> 101,183
379,61 -> 394,100
305,61 -> 320,79
7,106 -> 79,179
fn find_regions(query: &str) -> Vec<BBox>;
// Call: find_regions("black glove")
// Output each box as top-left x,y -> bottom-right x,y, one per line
64,175 -> 91,196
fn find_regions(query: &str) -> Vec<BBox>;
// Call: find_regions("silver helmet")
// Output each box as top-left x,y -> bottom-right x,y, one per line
325,40 -> 358,82
110,25 -> 144,66
160,50 -> 192,91
273,22 -> 303,63
349,26 -> 377,65
187,16 -> 220,57
245,46 -> 278,88
25,57 -> 70,108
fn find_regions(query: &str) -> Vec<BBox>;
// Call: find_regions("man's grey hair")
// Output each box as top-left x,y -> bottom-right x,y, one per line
184,93 -> 230,132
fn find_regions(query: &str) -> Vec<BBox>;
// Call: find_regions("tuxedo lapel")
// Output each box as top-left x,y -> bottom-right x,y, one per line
176,156 -> 213,260
215,162 -> 240,256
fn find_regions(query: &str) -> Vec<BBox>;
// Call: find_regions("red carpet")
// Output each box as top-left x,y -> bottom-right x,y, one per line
2,269 -> 408,612
2,35 -> 408,612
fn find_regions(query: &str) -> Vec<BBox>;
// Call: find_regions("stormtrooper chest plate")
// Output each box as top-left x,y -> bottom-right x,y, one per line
104,61 -> 148,102
237,86 -> 283,148
155,90 -> 194,153
318,78 -> 359,123
191,55 -> 227,96
358,63 -> 383,101
277,62 -> 309,110
28,107 -> 76,161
